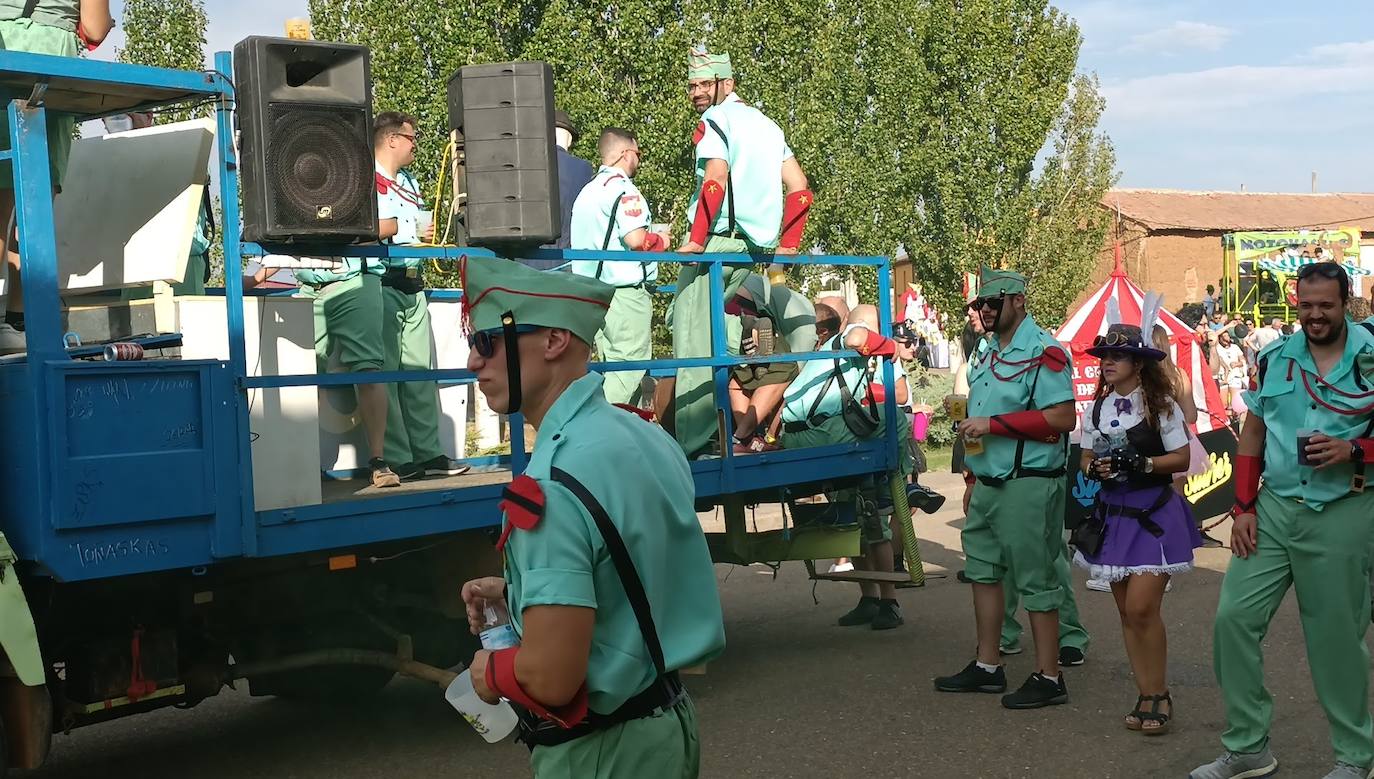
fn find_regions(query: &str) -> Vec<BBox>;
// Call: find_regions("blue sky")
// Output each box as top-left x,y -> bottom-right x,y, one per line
96,0 -> 1374,194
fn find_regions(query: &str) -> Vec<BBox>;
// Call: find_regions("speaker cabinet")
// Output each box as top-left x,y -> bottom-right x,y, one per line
447,62 -> 560,247
234,36 -> 378,244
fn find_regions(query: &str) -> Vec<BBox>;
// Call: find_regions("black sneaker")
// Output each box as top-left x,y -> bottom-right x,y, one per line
369,458 -> 400,488
1058,646 -> 1086,667
416,455 -> 471,477
907,484 -> 947,514
935,660 -> 1007,693
394,462 -> 423,480
872,599 -> 903,630
837,596 -> 880,627
1001,672 -> 1068,709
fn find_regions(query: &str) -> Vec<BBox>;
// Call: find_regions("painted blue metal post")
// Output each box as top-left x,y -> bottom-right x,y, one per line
10,101 -> 61,362
214,51 -> 258,556
876,259 -> 897,473
707,260 -> 733,489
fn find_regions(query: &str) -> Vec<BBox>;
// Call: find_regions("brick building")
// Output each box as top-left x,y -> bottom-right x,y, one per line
1089,189 -> 1374,309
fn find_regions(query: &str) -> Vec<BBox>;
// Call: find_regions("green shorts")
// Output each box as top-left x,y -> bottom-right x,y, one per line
731,361 -> 798,391
0,19 -> 78,190
530,694 -> 699,779
961,476 -> 1066,613
300,273 -> 385,372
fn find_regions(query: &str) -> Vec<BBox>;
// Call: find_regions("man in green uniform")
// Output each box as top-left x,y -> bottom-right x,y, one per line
293,253 -> 397,488
670,45 -> 814,458
727,271 -> 817,452
373,111 -> 467,480
1191,263 -> 1374,779
778,305 -> 912,630
0,0 -> 113,352
458,255 -> 725,778
570,127 -> 666,405
934,268 -> 1078,709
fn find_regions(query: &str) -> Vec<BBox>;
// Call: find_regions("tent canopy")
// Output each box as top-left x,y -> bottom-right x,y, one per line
1056,251 -> 1230,434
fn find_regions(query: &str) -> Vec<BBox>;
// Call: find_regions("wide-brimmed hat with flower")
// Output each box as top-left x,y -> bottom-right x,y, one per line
1086,323 -> 1167,361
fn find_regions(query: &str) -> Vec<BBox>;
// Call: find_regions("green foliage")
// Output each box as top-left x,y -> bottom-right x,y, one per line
116,0 -> 209,124
906,363 -> 957,447
306,0 -> 1114,318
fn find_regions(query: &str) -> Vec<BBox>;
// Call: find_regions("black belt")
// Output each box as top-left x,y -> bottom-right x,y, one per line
1093,485 -> 1172,538
381,267 -> 424,294
515,672 -> 685,750
975,467 -> 1066,488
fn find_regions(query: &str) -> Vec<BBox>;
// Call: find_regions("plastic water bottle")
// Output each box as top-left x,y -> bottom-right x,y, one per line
480,603 -> 519,651
1106,430 -> 1130,483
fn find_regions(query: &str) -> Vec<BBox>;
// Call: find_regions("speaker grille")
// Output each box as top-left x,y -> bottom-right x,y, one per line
266,103 -> 372,230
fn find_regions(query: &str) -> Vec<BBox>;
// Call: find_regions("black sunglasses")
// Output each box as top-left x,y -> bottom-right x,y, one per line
468,324 -> 541,357
967,295 -> 1005,312
1297,262 -> 1347,281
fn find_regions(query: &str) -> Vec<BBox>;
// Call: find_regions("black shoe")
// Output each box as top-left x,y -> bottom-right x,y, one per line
416,455 -> 471,477
1058,646 -> 1086,667
872,599 -> 903,630
956,569 -> 972,584
369,458 -> 400,488
394,462 -> 423,480
837,596 -> 880,627
1001,672 -> 1068,709
907,484 -> 947,514
935,660 -> 1007,693
1200,532 -> 1225,549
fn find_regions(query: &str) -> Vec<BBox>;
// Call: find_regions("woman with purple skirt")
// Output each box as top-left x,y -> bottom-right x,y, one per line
1077,322 -> 1202,735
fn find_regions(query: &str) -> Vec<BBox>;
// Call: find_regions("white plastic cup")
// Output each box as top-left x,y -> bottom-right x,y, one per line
445,669 -> 518,743
415,211 -> 434,243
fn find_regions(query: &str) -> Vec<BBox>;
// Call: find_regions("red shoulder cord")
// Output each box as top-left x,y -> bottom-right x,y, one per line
1288,360 -> 1374,416
486,647 -> 589,729
988,351 -> 1044,382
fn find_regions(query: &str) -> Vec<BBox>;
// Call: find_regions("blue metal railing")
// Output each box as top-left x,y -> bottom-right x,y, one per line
0,48 -> 901,558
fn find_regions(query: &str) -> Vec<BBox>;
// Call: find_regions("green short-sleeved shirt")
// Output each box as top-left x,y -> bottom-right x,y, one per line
569,165 -> 657,287
503,373 -> 726,713
965,314 -> 1074,479
685,93 -> 794,249
1242,324 -> 1374,511
780,332 -> 867,423
0,0 -> 77,32
377,165 -> 425,269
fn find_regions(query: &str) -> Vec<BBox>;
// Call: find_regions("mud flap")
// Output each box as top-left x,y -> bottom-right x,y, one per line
0,534 -> 44,687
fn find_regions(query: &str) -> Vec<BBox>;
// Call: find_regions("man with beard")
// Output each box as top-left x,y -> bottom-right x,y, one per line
934,267 -> 1078,709
1191,263 -> 1374,779
669,44 -> 813,458
458,256 -> 725,778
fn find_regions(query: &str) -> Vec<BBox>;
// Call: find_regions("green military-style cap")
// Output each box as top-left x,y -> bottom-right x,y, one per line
977,266 -> 1027,297
688,44 -> 733,80
460,255 -> 614,345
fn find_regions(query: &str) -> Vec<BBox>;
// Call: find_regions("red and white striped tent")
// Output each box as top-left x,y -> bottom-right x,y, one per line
1055,253 -> 1229,435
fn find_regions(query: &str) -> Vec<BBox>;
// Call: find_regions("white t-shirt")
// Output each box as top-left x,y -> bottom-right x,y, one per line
1080,388 -> 1189,454
1214,342 -> 1246,387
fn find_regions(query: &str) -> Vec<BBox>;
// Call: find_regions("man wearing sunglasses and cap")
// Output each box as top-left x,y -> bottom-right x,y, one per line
669,44 -> 814,458
1191,262 -> 1374,779
935,267 -> 1078,709
457,256 -> 725,778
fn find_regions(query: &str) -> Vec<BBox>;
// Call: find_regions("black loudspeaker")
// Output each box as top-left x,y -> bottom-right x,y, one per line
234,36 -> 378,244
447,62 -> 560,247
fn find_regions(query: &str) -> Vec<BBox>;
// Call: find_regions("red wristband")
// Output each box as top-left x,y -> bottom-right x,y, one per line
486,647 -> 589,729
779,189 -> 813,249
77,23 -> 100,51
690,180 -> 726,245
963,470 -> 975,486
640,232 -> 666,252
988,410 -> 1060,443
1357,439 -> 1374,464
869,382 -> 886,404
1232,453 -> 1261,515
857,329 -> 896,357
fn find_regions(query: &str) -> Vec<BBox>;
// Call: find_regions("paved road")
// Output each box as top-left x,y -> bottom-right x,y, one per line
33,472 -> 1352,778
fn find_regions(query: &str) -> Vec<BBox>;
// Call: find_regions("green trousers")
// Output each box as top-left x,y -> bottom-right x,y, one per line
0,19 -> 76,189
302,274 -> 384,372
1001,536 -> 1089,652
961,476 -> 1067,613
381,285 -> 443,467
1213,488 -> 1374,766
530,695 -> 700,779
669,236 -> 757,458
596,285 -> 653,406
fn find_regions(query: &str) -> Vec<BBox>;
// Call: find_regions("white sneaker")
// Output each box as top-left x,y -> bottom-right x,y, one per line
829,562 -> 854,573
1086,578 -> 1112,592
1188,747 -> 1278,779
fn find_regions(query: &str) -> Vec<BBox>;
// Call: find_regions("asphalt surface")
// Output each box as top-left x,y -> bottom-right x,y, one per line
31,471 -> 1355,778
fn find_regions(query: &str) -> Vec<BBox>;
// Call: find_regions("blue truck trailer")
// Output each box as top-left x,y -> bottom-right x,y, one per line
0,48 -> 908,772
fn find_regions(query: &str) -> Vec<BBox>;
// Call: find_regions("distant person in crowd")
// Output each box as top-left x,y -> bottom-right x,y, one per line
1078,323 -> 1201,737
1203,285 -> 1217,319
1209,312 -> 1228,332
0,0 -> 114,353
1194,323 -> 1212,363
1313,246 -> 1328,262
1213,330 -> 1248,422
1244,318 -> 1284,359
916,335 -> 933,369
532,108 -> 595,266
